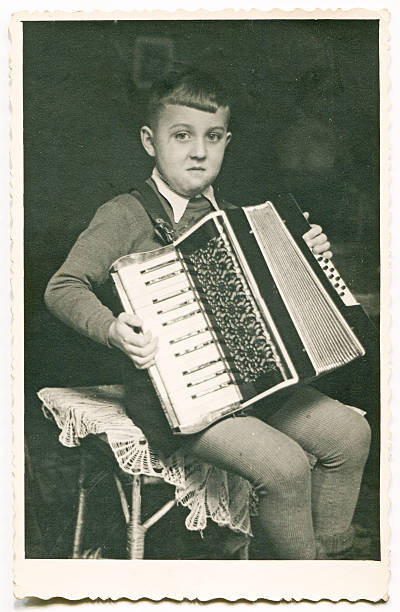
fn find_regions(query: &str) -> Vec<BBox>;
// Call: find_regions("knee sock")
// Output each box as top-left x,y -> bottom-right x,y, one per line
187,415 -> 318,559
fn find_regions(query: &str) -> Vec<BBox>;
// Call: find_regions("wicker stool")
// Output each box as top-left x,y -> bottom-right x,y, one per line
72,435 -> 183,559
39,384 -> 251,561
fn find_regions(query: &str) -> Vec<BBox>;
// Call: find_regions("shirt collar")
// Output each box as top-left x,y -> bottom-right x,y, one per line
151,167 -> 219,223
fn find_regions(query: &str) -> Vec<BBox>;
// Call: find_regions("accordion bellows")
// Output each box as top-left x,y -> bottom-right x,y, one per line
111,199 -> 365,435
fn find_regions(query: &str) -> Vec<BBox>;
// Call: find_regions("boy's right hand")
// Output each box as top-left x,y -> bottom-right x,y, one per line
108,313 -> 158,369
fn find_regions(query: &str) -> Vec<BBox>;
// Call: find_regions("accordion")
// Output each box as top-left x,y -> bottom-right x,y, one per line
110,196 -> 367,435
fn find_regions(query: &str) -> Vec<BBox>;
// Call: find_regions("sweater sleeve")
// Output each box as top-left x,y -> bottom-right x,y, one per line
44,195 -> 145,346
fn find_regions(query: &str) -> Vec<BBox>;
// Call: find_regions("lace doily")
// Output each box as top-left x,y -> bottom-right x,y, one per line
38,384 -> 255,536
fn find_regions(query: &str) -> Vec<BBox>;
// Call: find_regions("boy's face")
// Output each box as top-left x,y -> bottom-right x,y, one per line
141,104 -> 231,197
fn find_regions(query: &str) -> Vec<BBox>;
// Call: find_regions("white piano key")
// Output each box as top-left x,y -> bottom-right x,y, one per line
158,306 -> 202,329
179,344 -> 222,373
194,384 -> 240,411
153,355 -> 191,395
141,260 -> 184,284
153,342 -> 225,392
145,269 -> 185,288
172,335 -> 215,357
117,263 -> 189,311
154,293 -> 196,315
173,384 -> 242,427
138,255 -> 179,275
151,285 -> 192,305
184,361 -> 227,387
137,250 -> 179,271
117,265 -> 148,308
146,276 -> 190,301
156,368 -> 231,399
188,373 -> 232,398
157,312 -> 209,342
168,327 -> 210,346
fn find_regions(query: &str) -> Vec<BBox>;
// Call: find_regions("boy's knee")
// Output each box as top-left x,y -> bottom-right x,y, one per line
326,409 -> 371,468
254,442 -> 311,497
346,412 -> 371,462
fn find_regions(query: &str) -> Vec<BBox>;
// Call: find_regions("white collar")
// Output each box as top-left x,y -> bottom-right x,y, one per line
151,167 -> 219,223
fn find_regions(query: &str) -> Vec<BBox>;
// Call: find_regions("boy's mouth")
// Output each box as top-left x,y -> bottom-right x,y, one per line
187,167 -> 206,171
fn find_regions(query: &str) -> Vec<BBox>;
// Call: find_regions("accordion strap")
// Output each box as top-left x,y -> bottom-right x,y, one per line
129,181 -> 177,245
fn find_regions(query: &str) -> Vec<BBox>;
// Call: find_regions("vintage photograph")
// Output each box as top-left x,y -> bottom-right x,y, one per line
12,10 -> 389,601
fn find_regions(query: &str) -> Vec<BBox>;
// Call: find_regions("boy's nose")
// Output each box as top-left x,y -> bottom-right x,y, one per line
190,138 -> 207,159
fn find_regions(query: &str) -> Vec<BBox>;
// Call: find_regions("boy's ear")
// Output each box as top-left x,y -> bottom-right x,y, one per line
225,132 -> 232,148
140,126 -> 156,157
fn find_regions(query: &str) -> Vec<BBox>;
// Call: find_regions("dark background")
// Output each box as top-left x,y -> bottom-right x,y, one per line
23,19 -> 380,559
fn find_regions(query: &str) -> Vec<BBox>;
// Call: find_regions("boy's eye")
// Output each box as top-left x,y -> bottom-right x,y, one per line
175,132 -> 190,141
208,132 -> 223,142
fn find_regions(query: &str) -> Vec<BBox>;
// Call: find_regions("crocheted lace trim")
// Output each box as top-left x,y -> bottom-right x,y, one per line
38,384 -> 254,536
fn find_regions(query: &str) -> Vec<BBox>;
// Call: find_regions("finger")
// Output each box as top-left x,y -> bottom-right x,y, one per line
322,250 -> 333,260
303,229 -> 318,243
138,339 -> 158,358
303,224 -> 322,241
130,330 -> 154,348
312,241 -> 331,254
131,354 -> 157,369
117,327 -> 143,347
122,328 -> 153,347
119,312 -> 143,330
125,338 -> 158,357
311,233 -> 328,246
142,330 -> 154,344
134,359 -> 156,370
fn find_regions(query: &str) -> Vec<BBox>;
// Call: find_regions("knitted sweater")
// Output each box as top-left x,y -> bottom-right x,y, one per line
44,181 -> 230,348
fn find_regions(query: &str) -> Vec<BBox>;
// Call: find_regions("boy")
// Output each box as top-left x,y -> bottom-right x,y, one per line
45,68 -> 371,559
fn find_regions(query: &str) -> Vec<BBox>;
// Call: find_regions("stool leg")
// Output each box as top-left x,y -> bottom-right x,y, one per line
72,456 -> 87,559
113,474 -> 130,525
127,475 -> 145,560
238,541 -> 250,560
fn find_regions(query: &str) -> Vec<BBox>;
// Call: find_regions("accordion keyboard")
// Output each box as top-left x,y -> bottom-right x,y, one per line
115,249 -> 242,428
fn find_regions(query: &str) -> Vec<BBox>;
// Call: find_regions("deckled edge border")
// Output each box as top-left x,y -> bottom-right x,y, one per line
9,7 -> 391,603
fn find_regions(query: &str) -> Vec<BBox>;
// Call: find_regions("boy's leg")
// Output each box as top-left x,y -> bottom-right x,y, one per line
264,386 -> 371,554
185,414 -> 317,559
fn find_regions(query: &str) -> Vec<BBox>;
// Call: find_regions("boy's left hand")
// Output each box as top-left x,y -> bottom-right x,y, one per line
302,212 -> 333,260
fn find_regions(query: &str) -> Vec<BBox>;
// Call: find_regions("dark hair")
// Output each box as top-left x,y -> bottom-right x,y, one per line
146,67 -> 231,127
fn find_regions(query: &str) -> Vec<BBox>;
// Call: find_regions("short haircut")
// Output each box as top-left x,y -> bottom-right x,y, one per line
146,67 -> 231,127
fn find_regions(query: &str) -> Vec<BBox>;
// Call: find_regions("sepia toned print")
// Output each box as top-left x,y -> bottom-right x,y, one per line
12,9 -> 390,601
